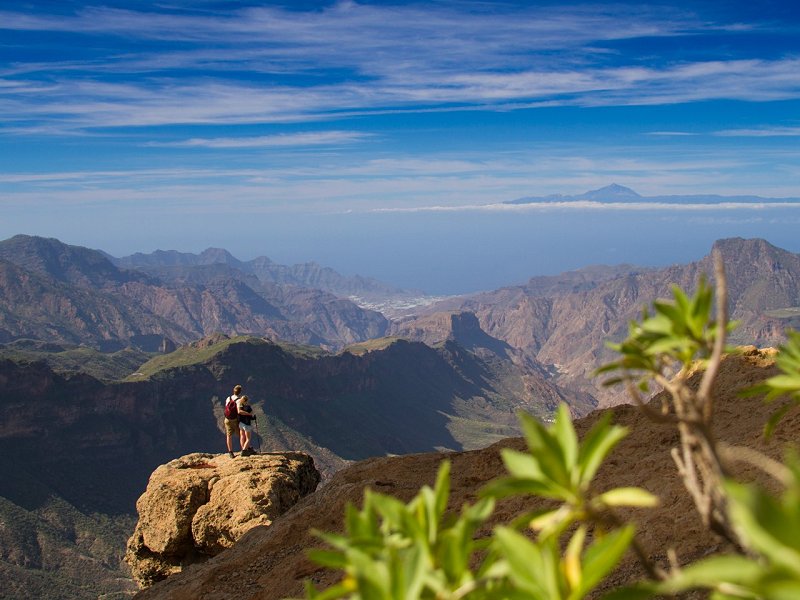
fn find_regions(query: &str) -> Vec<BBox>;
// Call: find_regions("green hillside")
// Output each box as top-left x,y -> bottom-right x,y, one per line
127,334 -> 327,380
0,341 -> 151,382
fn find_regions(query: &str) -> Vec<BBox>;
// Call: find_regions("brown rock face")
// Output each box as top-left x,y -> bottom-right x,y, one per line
125,451 -> 320,588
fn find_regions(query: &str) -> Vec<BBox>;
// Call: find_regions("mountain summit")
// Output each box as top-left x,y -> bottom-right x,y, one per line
582,183 -> 641,201
506,183 -> 643,204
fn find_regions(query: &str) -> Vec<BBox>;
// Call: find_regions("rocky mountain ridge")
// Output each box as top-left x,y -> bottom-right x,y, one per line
0,235 -> 388,350
406,238 -> 800,406
113,245 -> 416,301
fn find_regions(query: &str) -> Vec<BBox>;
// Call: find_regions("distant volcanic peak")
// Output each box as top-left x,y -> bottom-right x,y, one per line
581,184 -> 641,201
505,184 -> 642,205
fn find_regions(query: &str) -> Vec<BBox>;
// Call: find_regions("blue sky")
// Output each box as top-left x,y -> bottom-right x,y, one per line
2,1 -> 800,292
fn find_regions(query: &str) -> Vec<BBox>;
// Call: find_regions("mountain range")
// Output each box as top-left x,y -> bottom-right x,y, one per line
401,237 -> 800,406
0,235 -> 390,351
111,246 -> 417,301
4,233 -> 800,597
506,183 -> 800,204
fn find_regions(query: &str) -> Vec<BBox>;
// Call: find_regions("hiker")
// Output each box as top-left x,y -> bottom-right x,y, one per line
237,395 -> 255,456
224,384 -> 243,458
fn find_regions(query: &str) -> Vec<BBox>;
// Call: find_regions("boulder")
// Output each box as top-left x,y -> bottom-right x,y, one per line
125,451 -> 320,587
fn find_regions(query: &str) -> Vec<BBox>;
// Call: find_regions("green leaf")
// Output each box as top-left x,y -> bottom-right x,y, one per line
564,525 -> 586,593
518,411 -> 571,489
313,530 -> 351,552
500,448 -> 546,481
577,414 -> 628,486
578,525 -> 635,597
595,487 -> 659,508
527,505 -> 573,535
369,491 -> 408,529
493,527 -> 542,591
433,460 -> 451,527
764,374 -> 800,391
397,542 -> 428,600
307,549 -> 348,569
725,480 -> 800,575
555,403 -> 579,474
765,404 -> 792,439
656,555 -> 762,594
494,527 -> 562,599
481,476 -> 560,500
302,580 -> 356,600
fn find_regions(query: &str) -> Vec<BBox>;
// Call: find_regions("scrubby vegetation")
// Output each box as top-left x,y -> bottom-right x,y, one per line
0,341 -> 151,382
126,335 -> 268,379
303,254 -> 800,599
127,335 -> 328,380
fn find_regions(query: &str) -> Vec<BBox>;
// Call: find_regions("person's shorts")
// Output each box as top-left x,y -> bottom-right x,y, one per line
240,422 -> 253,433
224,418 -> 239,435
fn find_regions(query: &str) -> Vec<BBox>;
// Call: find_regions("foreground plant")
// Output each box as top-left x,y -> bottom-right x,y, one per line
302,406 -> 654,600
746,329 -> 800,437
304,461 -> 494,600
595,263 -> 740,546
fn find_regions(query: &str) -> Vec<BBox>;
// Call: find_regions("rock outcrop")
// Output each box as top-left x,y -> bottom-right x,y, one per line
125,451 -> 320,587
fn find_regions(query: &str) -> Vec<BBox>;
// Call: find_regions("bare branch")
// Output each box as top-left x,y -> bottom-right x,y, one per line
718,442 -> 792,486
624,378 -> 678,424
698,250 -> 728,423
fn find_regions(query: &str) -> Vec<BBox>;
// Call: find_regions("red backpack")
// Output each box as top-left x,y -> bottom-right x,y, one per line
224,396 -> 238,419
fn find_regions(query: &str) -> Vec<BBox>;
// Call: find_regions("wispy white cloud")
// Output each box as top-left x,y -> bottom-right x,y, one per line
2,3 -> 797,132
3,57 -> 799,132
146,130 -> 372,148
647,131 -> 698,136
0,4 -> 694,49
714,126 -> 800,137
369,200 -> 800,214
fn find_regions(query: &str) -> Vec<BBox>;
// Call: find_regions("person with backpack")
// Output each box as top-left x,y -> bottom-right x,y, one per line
224,384 -> 242,458
237,395 -> 256,456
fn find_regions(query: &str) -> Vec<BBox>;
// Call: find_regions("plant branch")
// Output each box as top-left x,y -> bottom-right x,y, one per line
698,250 -> 728,423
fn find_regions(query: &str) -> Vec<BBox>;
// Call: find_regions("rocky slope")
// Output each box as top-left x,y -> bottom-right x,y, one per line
125,451 -> 320,587
0,235 -> 388,350
133,347 -> 797,600
406,238 -> 800,406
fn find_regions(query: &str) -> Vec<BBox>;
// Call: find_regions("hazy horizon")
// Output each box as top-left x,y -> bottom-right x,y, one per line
18,203 -> 800,296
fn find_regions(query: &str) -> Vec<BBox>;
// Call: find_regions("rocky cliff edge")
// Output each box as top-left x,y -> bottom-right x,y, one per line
125,451 -> 320,587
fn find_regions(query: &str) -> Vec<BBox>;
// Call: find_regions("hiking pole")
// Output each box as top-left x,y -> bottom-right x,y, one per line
254,415 -> 263,454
